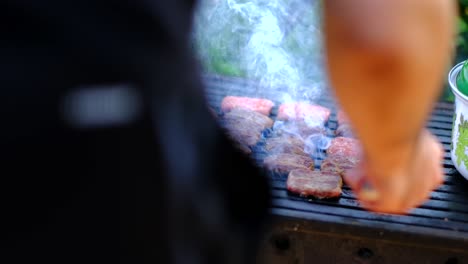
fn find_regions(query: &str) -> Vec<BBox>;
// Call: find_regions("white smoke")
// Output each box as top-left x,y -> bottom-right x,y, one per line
193,0 -> 328,159
193,0 -> 326,102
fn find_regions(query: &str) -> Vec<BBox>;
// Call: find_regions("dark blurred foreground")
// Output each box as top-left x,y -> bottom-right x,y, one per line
0,1 -> 270,263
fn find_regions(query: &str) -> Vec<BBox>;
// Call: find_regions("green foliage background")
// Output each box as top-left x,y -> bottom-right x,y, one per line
193,0 -> 468,102
442,0 -> 468,101
458,0 -> 468,56
192,0 -> 324,84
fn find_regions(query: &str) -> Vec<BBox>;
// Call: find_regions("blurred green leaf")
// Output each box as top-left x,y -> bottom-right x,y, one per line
459,16 -> 468,33
192,0 -> 324,84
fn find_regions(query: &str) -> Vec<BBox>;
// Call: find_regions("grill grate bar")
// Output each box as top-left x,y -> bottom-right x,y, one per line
430,115 -> 456,124
271,198 -> 468,232
269,180 -> 468,215
271,190 -> 468,226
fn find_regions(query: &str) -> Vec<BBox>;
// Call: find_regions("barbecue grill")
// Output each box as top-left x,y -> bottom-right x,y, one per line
203,74 -> 468,263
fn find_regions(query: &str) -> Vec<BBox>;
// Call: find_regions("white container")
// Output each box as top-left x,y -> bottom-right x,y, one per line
448,61 -> 468,180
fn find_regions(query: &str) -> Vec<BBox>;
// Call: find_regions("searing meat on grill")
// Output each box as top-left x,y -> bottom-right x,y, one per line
335,123 -> 355,138
222,108 -> 274,153
320,155 -> 360,175
321,137 -> 361,176
327,137 -> 361,158
277,102 -> 331,124
287,169 -> 342,199
222,122 -> 258,154
264,135 -> 307,156
223,108 -> 274,130
273,120 -> 326,138
221,96 -> 274,116
263,154 -> 314,174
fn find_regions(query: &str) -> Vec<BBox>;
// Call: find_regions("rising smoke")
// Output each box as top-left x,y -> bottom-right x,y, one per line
192,0 -> 326,102
192,0 -> 331,158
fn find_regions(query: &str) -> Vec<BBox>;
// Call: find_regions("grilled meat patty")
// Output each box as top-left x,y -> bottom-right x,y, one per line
287,169 -> 342,199
277,102 -> 331,123
321,137 -> 361,175
264,135 -> 307,156
320,155 -> 360,175
327,137 -> 361,158
223,108 -> 274,130
222,108 -> 274,153
221,96 -> 274,116
263,153 -> 314,174
273,120 -> 326,139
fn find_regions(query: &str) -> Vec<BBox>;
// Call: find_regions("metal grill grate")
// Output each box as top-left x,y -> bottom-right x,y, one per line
203,74 -> 468,243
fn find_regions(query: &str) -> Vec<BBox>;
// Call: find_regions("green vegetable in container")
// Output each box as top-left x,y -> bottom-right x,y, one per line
457,60 -> 468,96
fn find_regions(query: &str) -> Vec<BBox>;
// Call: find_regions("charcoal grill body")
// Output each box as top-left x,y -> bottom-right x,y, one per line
204,75 -> 468,263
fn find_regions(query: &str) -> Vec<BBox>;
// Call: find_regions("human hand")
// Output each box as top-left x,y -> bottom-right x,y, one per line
344,130 -> 444,214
